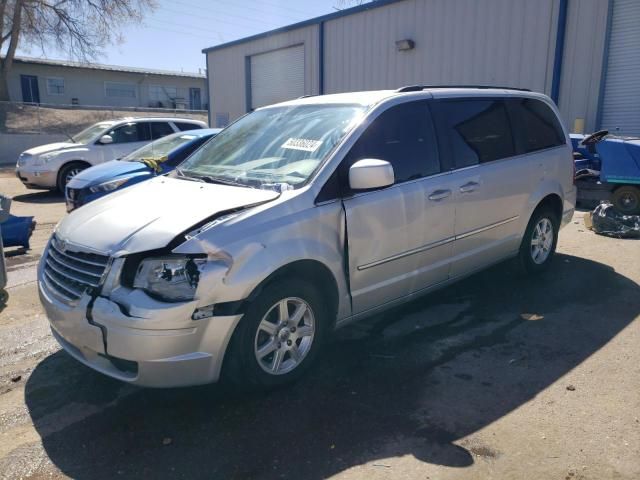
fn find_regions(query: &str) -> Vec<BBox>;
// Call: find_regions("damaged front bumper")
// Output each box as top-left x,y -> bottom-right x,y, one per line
39,267 -> 243,388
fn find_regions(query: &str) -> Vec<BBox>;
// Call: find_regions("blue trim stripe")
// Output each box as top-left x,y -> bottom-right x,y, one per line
202,0 -> 406,54
551,0 -> 569,104
245,56 -> 252,113
319,21 -> 325,95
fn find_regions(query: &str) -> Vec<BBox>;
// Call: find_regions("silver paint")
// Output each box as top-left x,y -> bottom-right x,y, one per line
38,88 -> 576,387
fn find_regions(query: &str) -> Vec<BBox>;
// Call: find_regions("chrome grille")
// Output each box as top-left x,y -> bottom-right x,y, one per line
43,236 -> 110,303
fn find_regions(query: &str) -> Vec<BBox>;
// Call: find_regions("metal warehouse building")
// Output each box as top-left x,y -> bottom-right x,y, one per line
203,0 -> 639,137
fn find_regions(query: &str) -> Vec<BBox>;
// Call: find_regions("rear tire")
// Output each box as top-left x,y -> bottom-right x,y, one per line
223,278 -> 328,390
57,162 -> 88,193
518,208 -> 559,274
612,186 -> 640,215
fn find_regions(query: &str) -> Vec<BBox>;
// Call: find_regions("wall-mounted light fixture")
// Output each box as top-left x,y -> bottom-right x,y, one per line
395,39 -> 415,51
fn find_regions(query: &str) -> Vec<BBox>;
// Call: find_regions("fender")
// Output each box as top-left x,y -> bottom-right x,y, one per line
174,199 -> 352,320
522,179 -> 566,235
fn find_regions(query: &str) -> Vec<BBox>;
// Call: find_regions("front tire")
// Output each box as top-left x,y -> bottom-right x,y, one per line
518,208 -> 559,274
224,279 -> 328,390
57,162 -> 88,193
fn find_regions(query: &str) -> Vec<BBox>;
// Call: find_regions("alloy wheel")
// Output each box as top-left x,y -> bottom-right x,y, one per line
65,168 -> 83,186
254,297 -> 315,375
530,217 -> 554,264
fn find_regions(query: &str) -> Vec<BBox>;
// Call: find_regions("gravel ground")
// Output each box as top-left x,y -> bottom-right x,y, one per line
1,166 -> 639,480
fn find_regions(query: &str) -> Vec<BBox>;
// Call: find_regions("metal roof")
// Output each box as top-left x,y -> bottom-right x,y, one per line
202,0 -> 406,54
11,56 -> 205,79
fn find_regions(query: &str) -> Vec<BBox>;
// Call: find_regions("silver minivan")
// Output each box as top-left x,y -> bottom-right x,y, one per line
38,87 -> 576,388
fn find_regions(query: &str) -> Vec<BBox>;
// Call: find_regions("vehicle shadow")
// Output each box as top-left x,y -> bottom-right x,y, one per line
24,254 -> 640,479
11,191 -> 63,204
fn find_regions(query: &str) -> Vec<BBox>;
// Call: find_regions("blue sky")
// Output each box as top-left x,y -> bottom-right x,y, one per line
17,0 -> 347,74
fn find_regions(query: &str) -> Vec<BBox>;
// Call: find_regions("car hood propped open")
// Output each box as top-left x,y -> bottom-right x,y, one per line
55,176 -> 280,255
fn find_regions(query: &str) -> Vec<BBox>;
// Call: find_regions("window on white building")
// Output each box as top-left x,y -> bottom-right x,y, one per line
149,85 -> 178,106
105,82 -> 136,98
46,77 -> 65,95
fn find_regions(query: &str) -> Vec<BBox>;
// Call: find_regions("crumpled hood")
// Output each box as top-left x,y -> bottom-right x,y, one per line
67,160 -> 151,189
55,176 -> 280,255
23,142 -> 78,156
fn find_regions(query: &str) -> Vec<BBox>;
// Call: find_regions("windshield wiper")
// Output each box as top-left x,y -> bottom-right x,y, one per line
195,175 -> 255,189
174,168 -> 204,182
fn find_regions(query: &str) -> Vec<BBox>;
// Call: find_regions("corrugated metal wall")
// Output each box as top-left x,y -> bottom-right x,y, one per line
207,25 -> 319,123
599,0 -> 640,137
205,0 -> 611,132
323,0 -> 558,94
557,0 -> 609,133
250,45 -> 305,109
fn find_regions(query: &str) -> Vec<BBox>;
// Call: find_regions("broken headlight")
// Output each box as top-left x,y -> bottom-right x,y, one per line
133,256 -> 203,302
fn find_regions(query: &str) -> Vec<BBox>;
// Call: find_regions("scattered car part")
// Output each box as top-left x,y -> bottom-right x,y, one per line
1,215 -> 36,249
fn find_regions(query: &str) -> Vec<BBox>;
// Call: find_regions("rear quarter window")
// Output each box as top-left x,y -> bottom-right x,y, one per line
509,98 -> 566,153
432,98 -> 516,168
174,122 -> 203,131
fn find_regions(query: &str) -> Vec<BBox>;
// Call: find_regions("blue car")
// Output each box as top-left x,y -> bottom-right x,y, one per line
65,128 -> 220,211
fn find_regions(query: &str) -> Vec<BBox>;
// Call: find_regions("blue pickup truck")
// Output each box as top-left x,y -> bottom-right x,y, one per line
571,130 -> 640,214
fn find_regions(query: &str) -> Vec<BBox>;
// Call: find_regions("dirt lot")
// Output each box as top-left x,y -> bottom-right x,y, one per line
1,166 -> 639,479
1,103 -> 207,135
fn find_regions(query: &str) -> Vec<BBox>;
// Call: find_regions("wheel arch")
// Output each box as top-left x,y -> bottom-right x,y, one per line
217,258 -> 341,384
244,259 -> 340,327
533,192 -> 563,221
57,160 -> 92,185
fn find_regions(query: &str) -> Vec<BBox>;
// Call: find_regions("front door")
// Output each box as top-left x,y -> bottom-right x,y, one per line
20,75 -> 40,103
431,98 -> 533,278
342,100 -> 455,314
189,88 -> 202,110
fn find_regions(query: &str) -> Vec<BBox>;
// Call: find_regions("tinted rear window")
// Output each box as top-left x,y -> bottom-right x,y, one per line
433,99 -> 516,168
150,122 -> 175,139
510,98 -> 566,153
174,122 -> 202,131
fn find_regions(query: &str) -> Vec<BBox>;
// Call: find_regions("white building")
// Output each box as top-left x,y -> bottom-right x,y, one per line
6,56 -> 208,110
203,0 -> 639,137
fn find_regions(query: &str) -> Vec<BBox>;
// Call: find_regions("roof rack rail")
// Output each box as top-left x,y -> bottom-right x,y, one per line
297,94 -> 316,99
395,85 -> 531,93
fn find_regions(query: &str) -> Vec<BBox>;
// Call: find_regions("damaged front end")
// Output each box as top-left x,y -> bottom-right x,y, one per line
39,182 -> 278,387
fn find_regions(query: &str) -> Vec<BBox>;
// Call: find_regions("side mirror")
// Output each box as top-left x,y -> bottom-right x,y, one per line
99,134 -> 113,145
349,159 -> 394,191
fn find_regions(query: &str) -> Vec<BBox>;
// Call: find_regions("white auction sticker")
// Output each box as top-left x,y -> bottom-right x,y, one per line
281,137 -> 323,152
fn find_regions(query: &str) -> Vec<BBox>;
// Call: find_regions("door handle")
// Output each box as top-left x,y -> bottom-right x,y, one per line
428,189 -> 452,201
459,181 -> 479,193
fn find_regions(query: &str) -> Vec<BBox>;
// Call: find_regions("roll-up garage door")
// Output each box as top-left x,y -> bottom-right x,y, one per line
250,45 -> 304,110
600,0 -> 640,137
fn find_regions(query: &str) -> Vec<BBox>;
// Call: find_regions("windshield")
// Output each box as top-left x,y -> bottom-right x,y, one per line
71,122 -> 115,144
178,104 -> 366,189
123,132 -> 199,162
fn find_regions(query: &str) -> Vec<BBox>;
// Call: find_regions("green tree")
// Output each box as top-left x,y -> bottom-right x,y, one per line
0,0 -> 156,102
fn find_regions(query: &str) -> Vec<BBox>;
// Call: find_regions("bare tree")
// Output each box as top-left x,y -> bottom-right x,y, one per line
0,0 -> 156,102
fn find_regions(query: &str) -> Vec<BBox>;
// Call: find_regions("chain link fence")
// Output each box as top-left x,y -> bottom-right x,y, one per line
0,101 -> 208,135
